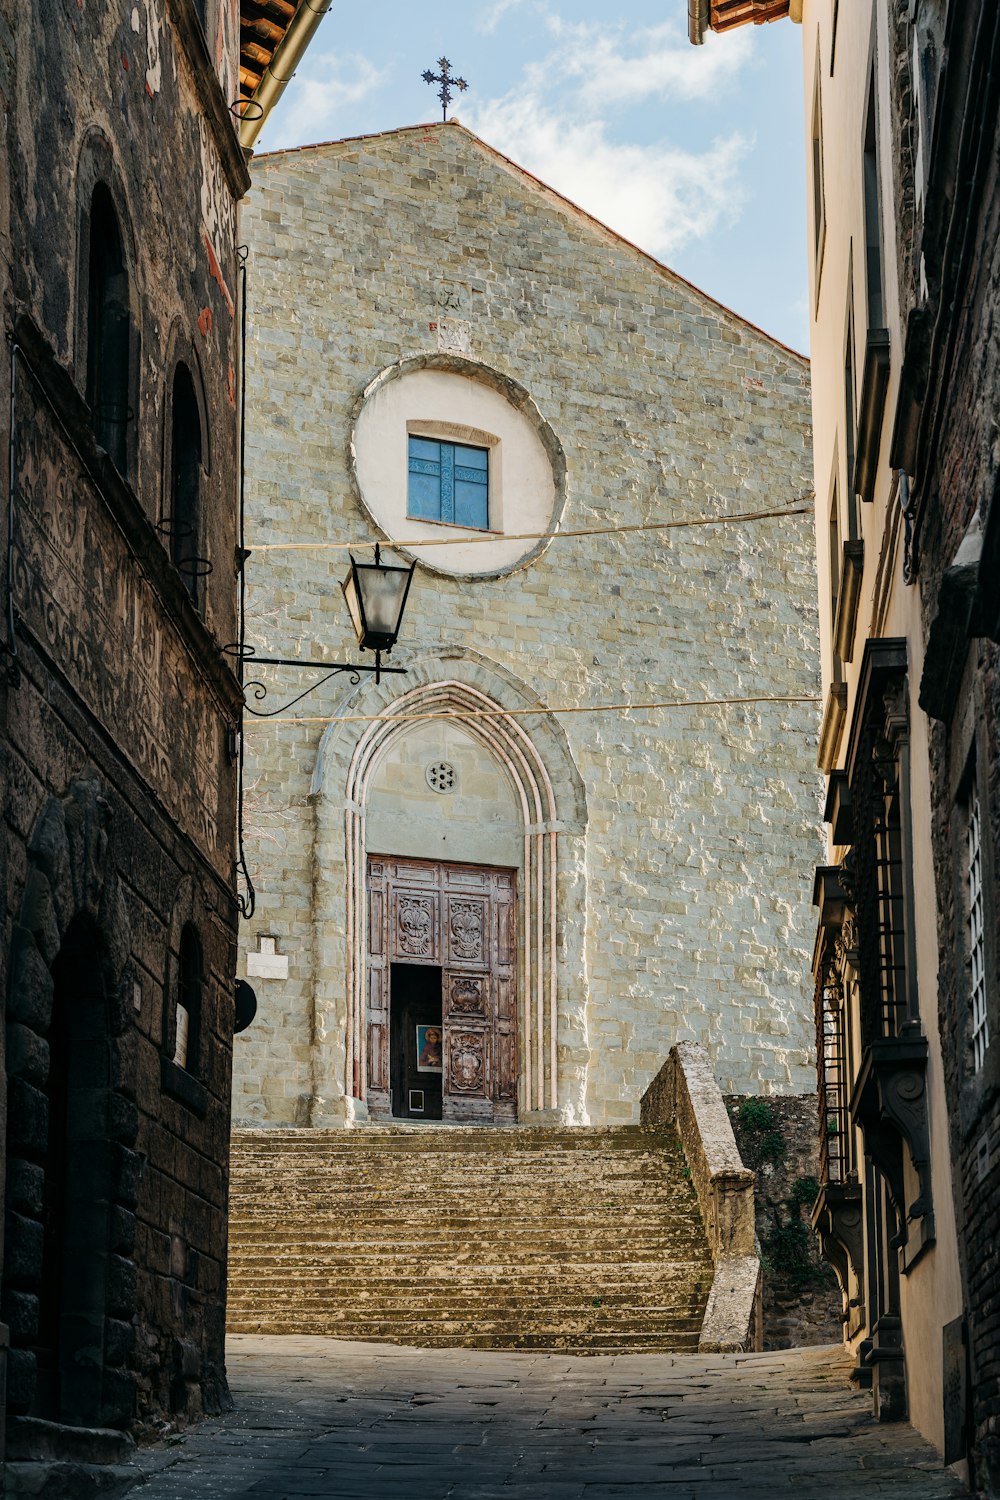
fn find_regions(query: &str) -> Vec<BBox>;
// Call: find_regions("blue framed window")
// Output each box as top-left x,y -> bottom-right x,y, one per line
408,435 -> 489,530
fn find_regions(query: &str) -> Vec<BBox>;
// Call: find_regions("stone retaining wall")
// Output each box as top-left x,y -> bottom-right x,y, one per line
726,1094 -> 843,1350
642,1043 -> 761,1353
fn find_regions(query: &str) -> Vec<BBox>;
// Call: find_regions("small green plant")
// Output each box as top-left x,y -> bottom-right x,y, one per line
789,1175 -> 821,1213
762,1218 -> 828,1290
757,1129 -> 787,1165
737,1097 -> 786,1166
738,1097 -> 775,1132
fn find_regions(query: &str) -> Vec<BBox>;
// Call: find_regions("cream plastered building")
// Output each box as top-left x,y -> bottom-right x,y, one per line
234,121 -> 823,1133
688,0 -> 966,1460
801,0 -> 963,1459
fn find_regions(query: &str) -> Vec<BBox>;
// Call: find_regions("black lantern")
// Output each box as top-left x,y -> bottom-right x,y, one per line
342,542 -> 415,680
232,541 -> 414,722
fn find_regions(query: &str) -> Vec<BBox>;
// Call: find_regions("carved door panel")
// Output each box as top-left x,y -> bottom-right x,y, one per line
441,967 -> 491,1122
367,856 -> 516,1123
445,893 -> 489,969
444,1028 -> 492,1121
441,867 -> 492,1122
493,871 -> 517,1119
366,860 -> 390,1113
444,971 -> 489,1022
390,886 -> 439,964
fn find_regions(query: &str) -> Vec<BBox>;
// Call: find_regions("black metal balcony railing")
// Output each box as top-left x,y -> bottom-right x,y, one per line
815,961 -> 850,1186
874,786 -> 908,1039
853,717 -> 911,1045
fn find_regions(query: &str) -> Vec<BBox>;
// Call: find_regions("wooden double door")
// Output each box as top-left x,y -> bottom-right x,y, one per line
367,857 -> 517,1123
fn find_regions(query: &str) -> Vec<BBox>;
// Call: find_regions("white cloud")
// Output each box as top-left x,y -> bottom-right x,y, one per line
477,0 -> 531,34
572,21 -> 754,108
261,52 -> 389,152
470,95 -> 748,258
466,18 -> 753,261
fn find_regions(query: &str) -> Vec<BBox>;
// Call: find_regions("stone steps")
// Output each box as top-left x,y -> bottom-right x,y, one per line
229,1284 -> 710,1306
233,1230 -> 708,1248
227,1124 -> 714,1352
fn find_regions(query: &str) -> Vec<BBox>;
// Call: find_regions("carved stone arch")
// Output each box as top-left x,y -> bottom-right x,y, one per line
313,646 -> 587,830
4,773 -> 139,1429
309,647 -> 591,1126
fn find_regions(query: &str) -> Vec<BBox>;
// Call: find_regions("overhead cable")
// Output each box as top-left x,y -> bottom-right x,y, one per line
242,694 -> 822,728
249,498 -> 815,554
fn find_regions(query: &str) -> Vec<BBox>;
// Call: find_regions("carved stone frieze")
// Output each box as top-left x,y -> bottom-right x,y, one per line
839,851 -> 858,910
841,912 -> 859,954
833,914 -> 859,974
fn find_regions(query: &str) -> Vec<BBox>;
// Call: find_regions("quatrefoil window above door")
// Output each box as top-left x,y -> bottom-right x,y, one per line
426,760 -> 457,793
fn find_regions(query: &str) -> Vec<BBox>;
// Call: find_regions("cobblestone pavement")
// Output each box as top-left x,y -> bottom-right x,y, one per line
126,1335 -> 966,1499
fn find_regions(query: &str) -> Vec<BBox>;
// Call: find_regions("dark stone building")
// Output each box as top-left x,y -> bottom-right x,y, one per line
894,6 -> 1000,1492
0,0 -> 313,1467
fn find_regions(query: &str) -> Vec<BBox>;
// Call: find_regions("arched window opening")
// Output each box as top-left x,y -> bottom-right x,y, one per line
86,185 -> 132,473
174,923 -> 203,1073
170,364 -> 206,610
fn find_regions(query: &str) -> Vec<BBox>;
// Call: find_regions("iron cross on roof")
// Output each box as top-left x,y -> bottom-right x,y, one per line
422,57 -> 468,122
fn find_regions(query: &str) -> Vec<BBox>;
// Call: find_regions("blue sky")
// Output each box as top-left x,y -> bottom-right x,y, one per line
255,2 -> 808,352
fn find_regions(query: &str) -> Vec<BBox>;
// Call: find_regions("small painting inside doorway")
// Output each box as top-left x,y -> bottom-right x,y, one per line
416,1024 -> 443,1072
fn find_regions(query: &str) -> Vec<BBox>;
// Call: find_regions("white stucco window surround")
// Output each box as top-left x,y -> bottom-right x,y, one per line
349,355 -> 567,578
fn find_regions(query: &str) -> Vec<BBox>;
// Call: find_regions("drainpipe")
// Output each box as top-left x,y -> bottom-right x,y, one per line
689,0 -> 709,45
239,0 -> 333,151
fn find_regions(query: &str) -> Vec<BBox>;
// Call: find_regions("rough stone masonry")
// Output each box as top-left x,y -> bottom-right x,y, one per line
234,120 -> 823,1127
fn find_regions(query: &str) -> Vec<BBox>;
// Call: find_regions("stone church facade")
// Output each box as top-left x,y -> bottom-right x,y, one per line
236,122 -> 823,1129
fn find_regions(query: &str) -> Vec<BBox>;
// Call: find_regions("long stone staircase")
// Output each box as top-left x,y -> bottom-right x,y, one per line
226,1125 -> 715,1352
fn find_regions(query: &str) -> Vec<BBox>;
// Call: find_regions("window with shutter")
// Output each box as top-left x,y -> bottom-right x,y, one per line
408,436 -> 489,530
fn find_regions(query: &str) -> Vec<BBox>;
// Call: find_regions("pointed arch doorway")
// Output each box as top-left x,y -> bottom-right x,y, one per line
341,677 -> 570,1123
367,856 -> 517,1122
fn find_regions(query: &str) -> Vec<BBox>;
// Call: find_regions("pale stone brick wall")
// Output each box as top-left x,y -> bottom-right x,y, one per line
234,121 -> 823,1126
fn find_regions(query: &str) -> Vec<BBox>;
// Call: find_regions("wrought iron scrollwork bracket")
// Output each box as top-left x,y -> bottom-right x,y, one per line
226,647 -> 407,718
